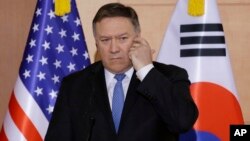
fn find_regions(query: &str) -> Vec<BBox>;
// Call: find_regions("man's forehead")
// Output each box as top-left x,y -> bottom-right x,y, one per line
96,18 -> 134,33
98,32 -> 130,38
96,16 -> 132,25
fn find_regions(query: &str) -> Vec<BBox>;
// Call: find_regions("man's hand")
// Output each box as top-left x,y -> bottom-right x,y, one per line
129,37 -> 155,71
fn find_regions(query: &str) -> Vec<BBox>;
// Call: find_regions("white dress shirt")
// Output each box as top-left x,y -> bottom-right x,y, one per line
105,64 -> 154,109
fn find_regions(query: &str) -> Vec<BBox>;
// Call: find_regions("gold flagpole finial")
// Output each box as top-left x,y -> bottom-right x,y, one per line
55,0 -> 71,16
188,0 -> 205,16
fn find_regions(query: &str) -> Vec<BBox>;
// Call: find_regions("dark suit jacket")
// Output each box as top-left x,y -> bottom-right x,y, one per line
45,61 -> 198,141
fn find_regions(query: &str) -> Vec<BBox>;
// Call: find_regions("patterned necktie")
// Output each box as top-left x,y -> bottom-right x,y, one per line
112,73 -> 126,133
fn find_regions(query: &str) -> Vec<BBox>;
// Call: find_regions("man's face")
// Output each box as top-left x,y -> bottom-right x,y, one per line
94,17 -> 139,74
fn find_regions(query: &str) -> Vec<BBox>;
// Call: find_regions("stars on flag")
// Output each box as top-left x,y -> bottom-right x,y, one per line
37,71 -> 46,81
55,44 -> 64,53
19,1 -> 90,120
39,56 -> 48,65
51,75 -> 60,84
74,17 -> 81,26
70,47 -> 78,56
48,9 -> 56,19
42,40 -> 50,50
72,32 -> 80,41
83,51 -> 89,60
46,105 -> 54,114
29,39 -> 36,48
67,62 -> 76,72
35,8 -> 42,17
61,15 -> 69,23
59,28 -> 67,38
53,59 -> 62,69
49,89 -> 58,99
44,25 -> 53,35
35,86 -> 43,96
33,23 -> 39,32
26,54 -> 33,63
23,69 -> 31,79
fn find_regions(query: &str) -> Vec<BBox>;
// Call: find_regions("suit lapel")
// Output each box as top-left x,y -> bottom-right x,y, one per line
90,63 -> 116,132
119,72 -> 140,129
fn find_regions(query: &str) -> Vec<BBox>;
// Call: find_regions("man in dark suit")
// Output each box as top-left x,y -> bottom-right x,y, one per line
45,3 -> 198,141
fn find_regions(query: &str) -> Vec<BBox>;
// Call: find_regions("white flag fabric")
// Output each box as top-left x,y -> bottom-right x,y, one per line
157,0 -> 244,140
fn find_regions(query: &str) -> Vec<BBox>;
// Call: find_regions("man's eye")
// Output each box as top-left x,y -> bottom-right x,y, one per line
119,37 -> 128,41
101,39 -> 109,42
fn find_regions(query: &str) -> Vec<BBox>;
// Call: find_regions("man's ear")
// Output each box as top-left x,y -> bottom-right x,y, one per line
94,47 -> 101,62
95,42 -> 99,49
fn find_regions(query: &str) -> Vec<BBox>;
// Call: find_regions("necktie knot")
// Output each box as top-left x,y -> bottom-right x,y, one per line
114,73 -> 126,82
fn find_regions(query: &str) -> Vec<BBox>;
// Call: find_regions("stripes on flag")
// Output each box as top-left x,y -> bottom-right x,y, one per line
180,24 -> 223,32
180,23 -> 226,57
0,0 -> 90,140
8,93 -> 42,141
180,36 -> 225,45
181,48 -> 226,57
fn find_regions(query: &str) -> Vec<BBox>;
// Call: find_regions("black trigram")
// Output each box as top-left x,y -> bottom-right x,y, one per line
180,24 -> 226,57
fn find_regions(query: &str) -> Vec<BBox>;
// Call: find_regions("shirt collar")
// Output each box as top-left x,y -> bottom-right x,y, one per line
104,67 -> 134,83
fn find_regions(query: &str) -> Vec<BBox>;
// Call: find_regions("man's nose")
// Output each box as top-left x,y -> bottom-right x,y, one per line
110,39 -> 119,53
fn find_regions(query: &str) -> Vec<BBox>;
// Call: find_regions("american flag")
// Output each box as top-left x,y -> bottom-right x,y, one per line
0,0 -> 90,140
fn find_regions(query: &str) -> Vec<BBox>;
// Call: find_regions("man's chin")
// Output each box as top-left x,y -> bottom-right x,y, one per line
106,64 -> 132,74
110,58 -> 123,62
